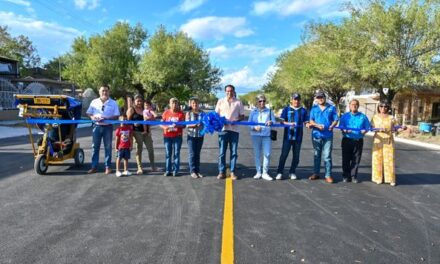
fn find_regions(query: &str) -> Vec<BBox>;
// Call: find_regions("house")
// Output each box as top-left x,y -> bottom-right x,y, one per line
343,89 -> 440,125
0,56 -> 19,78
343,91 -> 379,120
0,56 -> 79,120
393,88 -> 440,124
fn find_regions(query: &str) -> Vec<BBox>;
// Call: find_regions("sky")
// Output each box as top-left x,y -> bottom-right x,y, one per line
0,0 -> 350,95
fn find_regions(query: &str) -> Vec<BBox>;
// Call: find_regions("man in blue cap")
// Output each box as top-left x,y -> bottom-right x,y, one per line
307,91 -> 339,183
275,93 -> 309,180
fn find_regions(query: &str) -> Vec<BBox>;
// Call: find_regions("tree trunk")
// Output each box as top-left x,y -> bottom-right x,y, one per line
133,83 -> 145,97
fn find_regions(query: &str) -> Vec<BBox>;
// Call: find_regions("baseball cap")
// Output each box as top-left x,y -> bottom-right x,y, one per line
315,91 -> 326,98
291,93 -> 301,100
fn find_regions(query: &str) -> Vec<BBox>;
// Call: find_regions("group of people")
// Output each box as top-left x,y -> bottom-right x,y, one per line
85,84 -> 405,186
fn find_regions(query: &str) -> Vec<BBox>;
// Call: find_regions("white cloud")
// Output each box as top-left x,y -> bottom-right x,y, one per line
0,12 -> 81,37
221,65 -> 277,93
74,0 -> 99,10
252,0 -> 342,17
208,44 -> 280,60
180,16 -> 254,40
179,0 -> 206,13
4,0 -> 31,6
0,11 -> 82,61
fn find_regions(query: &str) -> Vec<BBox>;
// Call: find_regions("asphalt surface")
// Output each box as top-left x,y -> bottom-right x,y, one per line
0,124 -> 439,264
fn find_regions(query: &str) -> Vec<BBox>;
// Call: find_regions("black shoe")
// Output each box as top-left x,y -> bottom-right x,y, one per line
163,172 -> 172,177
343,177 -> 352,183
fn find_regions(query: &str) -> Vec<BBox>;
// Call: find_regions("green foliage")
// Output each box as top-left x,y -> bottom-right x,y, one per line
239,90 -> 261,107
42,55 -> 68,80
136,26 -> 222,107
0,26 -> 40,71
193,92 -> 218,107
116,97 -> 125,111
269,42 -> 351,110
345,0 -> 440,100
63,22 -> 147,98
268,0 -> 440,107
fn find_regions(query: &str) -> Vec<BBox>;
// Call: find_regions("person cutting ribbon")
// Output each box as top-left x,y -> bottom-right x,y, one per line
339,99 -> 371,183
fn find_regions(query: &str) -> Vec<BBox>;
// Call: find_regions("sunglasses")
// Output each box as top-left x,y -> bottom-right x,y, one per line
379,105 -> 388,108
259,100 -> 266,103
316,96 -> 324,99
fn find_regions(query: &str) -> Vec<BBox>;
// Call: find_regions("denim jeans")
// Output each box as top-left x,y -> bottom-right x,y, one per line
91,125 -> 113,169
187,136 -> 204,173
312,137 -> 333,177
277,139 -> 302,174
251,135 -> 271,174
164,136 -> 183,174
218,131 -> 239,174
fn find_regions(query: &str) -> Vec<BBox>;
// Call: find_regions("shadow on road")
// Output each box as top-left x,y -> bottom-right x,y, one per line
396,173 -> 440,185
0,126 -> 93,147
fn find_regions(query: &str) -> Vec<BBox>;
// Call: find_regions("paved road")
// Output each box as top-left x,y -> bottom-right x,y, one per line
0,124 -> 439,264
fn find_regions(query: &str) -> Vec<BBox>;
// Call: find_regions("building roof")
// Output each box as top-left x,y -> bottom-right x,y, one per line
0,56 -> 19,63
13,76 -> 73,85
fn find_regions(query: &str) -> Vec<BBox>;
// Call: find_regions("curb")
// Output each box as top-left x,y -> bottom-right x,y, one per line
366,132 -> 440,150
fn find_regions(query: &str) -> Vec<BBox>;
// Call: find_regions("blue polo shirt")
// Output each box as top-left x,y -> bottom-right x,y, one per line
279,106 -> 309,142
339,111 -> 371,139
309,103 -> 339,139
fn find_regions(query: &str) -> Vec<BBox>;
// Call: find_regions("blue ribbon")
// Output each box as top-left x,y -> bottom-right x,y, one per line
24,111 -> 402,133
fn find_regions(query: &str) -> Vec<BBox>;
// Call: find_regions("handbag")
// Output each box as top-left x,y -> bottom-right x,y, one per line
270,129 -> 277,141
269,109 -> 277,141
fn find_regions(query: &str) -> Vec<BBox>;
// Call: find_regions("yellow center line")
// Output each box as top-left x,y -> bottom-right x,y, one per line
221,177 -> 234,264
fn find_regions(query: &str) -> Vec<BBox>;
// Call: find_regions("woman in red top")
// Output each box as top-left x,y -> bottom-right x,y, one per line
160,98 -> 185,176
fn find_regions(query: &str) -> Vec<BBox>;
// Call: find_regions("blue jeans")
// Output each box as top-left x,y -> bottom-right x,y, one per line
91,125 -> 113,169
164,136 -> 182,174
277,139 -> 302,174
251,136 -> 271,174
218,131 -> 239,174
312,137 -> 333,177
187,136 -> 204,173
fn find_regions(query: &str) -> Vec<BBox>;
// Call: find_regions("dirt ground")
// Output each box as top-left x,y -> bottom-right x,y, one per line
397,125 -> 440,145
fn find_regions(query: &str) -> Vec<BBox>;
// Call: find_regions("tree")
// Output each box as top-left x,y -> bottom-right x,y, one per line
341,0 -> 440,101
136,26 -> 222,105
239,90 -> 262,107
0,26 -> 40,72
269,42 -> 354,111
192,92 -> 218,107
42,55 -> 68,80
267,0 -> 440,109
63,22 -> 147,98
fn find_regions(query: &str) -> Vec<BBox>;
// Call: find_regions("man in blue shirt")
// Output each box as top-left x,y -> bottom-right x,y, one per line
307,91 -> 339,183
275,93 -> 309,180
339,99 -> 370,183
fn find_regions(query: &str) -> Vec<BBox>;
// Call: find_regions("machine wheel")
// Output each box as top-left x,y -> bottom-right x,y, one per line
74,148 -> 85,166
34,154 -> 48,175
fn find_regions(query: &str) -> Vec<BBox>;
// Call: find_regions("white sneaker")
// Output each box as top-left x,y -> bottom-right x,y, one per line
275,173 -> 283,180
289,173 -> 297,180
116,171 -> 122,177
122,170 -> 132,176
262,173 -> 273,181
253,173 -> 262,179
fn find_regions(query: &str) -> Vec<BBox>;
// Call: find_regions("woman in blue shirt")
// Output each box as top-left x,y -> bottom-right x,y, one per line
248,94 -> 276,181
